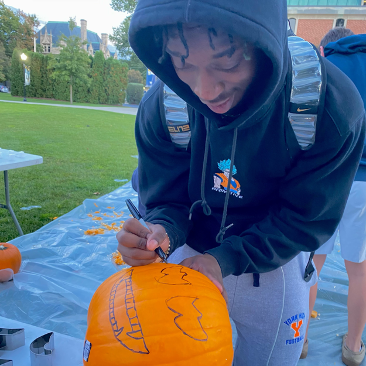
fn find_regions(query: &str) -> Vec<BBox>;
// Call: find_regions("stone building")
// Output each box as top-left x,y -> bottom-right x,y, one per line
37,19 -> 117,59
288,0 -> 366,46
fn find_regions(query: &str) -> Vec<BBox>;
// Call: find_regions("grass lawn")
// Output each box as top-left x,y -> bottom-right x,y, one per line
0,103 -> 138,242
0,92 -> 129,109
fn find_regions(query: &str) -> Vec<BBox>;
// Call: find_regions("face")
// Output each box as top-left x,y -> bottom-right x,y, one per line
166,25 -> 258,114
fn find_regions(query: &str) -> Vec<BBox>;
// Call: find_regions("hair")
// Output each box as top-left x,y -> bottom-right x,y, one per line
155,23 -> 249,65
319,27 -> 355,49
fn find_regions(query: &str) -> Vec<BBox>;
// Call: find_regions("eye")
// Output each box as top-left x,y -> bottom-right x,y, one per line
218,63 -> 241,72
174,62 -> 193,71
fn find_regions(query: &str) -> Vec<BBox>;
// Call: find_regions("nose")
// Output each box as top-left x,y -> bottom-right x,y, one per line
192,69 -> 224,102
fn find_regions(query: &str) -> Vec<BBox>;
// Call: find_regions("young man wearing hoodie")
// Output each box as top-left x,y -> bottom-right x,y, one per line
303,27 -> 366,366
117,1 -> 366,364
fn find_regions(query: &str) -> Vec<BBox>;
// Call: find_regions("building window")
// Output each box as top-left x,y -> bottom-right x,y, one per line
335,18 -> 345,28
289,18 -> 297,34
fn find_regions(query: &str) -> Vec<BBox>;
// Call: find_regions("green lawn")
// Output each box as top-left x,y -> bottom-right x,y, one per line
0,92 -> 129,109
0,103 -> 138,242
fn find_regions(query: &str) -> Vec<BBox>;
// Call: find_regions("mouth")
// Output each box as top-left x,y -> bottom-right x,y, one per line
204,95 -> 235,114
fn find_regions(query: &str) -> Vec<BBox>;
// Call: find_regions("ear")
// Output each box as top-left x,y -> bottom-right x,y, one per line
320,46 -> 325,57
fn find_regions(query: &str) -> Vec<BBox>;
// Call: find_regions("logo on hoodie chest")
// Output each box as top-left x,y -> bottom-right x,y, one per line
212,159 -> 243,199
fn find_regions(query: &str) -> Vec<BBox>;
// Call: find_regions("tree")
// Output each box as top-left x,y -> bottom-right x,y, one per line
109,0 -> 147,83
89,51 -> 107,104
42,55 -> 54,98
0,2 -> 39,80
51,18 -> 91,103
105,58 -> 128,105
29,52 -> 44,97
0,2 -> 39,58
10,48 -> 26,96
0,41 -> 7,81
127,69 -> 143,84
110,0 -> 137,14
110,16 -> 132,59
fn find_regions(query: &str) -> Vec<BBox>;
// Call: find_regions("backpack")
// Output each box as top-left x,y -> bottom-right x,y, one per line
159,32 -> 326,283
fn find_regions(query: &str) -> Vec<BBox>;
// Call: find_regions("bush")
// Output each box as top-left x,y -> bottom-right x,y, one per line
29,52 -> 43,97
43,55 -> 54,98
10,48 -> 25,96
127,69 -> 143,84
105,58 -> 128,105
89,51 -> 106,104
126,83 -> 143,105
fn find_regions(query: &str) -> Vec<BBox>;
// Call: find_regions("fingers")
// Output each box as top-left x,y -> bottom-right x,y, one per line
179,256 -> 226,300
146,223 -> 169,251
122,218 -> 150,238
116,218 -> 158,267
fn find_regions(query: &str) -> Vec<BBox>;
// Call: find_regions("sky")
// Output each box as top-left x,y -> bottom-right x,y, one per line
4,0 -> 128,45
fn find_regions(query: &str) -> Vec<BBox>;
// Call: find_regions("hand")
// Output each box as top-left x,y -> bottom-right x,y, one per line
180,254 -> 228,303
116,218 -> 170,266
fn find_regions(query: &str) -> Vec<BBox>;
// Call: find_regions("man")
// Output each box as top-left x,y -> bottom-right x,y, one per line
303,27 -> 366,366
117,1 -> 365,364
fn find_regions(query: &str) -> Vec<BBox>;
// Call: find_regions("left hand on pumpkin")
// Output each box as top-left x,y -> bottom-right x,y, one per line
179,254 -> 228,303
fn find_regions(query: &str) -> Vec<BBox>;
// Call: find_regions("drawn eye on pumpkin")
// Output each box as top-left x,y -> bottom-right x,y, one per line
155,266 -> 191,285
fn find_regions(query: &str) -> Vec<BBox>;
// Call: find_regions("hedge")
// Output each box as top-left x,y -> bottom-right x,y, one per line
126,83 -> 143,105
10,50 -> 128,105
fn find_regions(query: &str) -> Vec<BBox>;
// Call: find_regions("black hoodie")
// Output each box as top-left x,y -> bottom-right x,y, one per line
129,0 -> 365,277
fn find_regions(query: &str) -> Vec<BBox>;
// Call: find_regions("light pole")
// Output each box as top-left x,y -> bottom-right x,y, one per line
20,53 -> 27,102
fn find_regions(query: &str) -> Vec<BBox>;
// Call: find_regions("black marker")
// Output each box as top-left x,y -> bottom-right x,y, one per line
125,199 -> 167,263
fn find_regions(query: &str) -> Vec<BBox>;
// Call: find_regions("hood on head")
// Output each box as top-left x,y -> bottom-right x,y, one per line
324,34 -> 366,58
129,0 -> 289,129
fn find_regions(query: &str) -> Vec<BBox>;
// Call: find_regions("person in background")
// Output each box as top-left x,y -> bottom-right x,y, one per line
303,27 -> 366,366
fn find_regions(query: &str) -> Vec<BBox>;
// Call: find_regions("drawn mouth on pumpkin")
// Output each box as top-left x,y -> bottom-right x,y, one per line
109,269 -> 149,354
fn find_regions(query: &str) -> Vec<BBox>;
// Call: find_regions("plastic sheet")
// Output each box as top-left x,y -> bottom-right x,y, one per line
0,183 -> 133,339
0,182 -> 364,365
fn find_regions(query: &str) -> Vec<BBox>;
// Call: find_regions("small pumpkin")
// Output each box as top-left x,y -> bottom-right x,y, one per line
84,263 -> 233,366
0,243 -> 22,274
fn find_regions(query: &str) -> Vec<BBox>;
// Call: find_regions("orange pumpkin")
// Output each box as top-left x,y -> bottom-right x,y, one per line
84,263 -> 233,366
0,243 -> 22,273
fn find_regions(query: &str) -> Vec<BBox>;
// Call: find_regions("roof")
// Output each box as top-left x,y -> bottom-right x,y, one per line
288,0 -> 362,5
36,22 -> 102,45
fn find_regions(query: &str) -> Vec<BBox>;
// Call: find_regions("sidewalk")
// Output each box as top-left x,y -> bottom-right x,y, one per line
0,99 -> 138,116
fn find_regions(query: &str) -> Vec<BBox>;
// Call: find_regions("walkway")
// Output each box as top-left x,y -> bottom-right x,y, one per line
0,99 -> 138,116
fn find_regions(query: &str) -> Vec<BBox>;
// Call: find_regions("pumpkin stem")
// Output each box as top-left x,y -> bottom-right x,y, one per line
0,245 -> 8,250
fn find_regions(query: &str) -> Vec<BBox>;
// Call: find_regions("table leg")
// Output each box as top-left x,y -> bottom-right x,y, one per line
3,170 -> 24,236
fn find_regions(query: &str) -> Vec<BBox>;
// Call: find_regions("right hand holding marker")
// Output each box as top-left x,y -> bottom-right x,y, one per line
117,218 -> 170,266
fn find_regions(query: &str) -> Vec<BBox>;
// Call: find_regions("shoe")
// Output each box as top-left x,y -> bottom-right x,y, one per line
300,339 -> 308,359
342,334 -> 365,366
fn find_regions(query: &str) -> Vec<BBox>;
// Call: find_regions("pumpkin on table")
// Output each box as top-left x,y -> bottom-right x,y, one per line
0,243 -> 22,282
84,263 -> 233,366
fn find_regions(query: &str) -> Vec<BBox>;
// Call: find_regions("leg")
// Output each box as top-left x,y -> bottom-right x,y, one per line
3,171 -> 24,236
228,252 -> 314,366
344,259 -> 366,352
304,254 -> 327,342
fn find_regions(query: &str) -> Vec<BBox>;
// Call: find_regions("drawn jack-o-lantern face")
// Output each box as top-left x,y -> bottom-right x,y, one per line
83,263 -> 233,366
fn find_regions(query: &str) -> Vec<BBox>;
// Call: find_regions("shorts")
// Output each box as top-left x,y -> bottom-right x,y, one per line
315,181 -> 366,263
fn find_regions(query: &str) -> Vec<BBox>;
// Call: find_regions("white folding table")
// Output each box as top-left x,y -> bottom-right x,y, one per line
0,150 -> 43,236
0,316 -> 84,366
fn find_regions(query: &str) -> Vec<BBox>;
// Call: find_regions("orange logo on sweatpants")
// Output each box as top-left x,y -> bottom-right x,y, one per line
291,320 -> 303,338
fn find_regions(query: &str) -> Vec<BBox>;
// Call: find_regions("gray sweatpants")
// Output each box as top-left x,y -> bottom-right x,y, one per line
168,244 -> 317,366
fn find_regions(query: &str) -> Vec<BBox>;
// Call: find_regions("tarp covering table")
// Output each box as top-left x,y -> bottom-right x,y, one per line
0,182 -> 364,365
